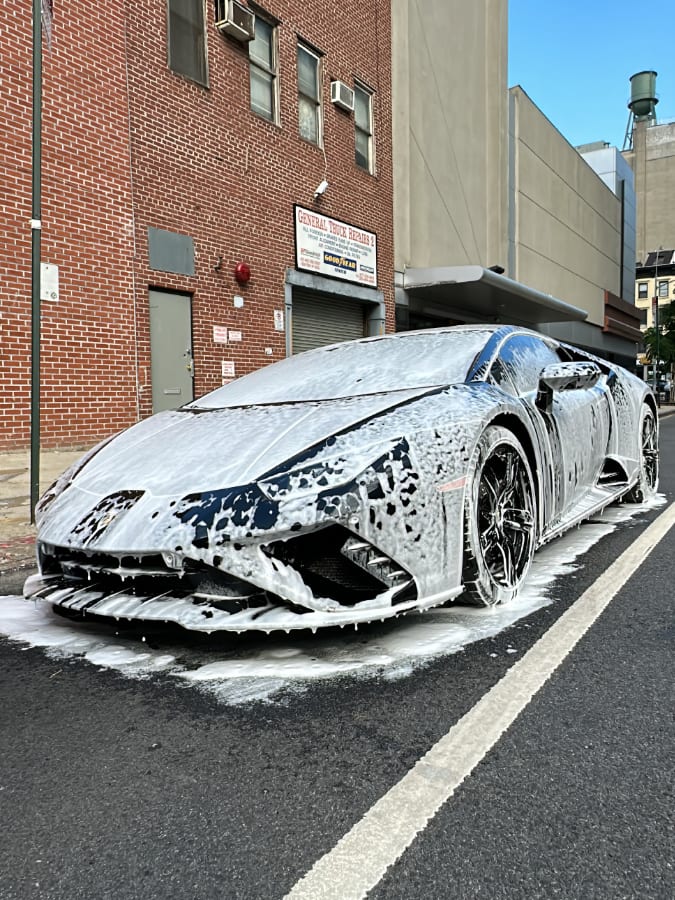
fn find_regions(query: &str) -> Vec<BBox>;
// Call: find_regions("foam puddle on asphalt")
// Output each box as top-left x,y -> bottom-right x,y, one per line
0,496 -> 665,704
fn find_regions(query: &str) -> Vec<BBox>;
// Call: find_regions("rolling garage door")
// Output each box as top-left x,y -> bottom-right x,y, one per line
292,289 -> 366,354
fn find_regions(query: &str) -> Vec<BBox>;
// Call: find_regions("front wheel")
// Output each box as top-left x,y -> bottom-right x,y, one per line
624,405 -> 658,503
462,426 -> 537,607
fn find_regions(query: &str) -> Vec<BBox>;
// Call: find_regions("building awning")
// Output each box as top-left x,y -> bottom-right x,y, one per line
402,265 -> 588,325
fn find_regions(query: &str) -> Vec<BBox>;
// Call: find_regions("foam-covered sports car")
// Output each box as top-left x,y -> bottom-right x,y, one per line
25,325 -> 658,632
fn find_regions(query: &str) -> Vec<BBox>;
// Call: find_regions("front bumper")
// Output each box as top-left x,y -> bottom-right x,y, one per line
24,526 -> 423,633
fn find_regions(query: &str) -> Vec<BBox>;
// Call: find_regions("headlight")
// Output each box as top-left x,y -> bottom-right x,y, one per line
257,438 -> 411,503
258,454 -> 374,501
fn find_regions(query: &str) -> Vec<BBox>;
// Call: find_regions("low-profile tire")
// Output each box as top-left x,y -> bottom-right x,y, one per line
462,425 -> 537,607
624,404 -> 659,503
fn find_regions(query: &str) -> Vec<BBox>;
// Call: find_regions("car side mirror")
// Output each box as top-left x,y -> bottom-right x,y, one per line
536,362 -> 602,412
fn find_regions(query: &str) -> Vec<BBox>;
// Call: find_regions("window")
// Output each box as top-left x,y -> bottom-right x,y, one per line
249,16 -> 278,122
490,336 -> 561,397
658,280 -> 669,298
638,282 -> 648,299
297,43 -> 321,144
354,83 -> 373,172
167,0 -> 207,86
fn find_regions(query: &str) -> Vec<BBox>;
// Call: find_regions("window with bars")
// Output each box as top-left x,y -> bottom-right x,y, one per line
249,16 -> 278,122
354,83 -> 373,172
297,43 -> 321,145
167,0 -> 207,86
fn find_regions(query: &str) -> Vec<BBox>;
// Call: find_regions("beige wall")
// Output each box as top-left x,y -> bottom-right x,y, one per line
391,0 -> 508,272
624,122 -> 675,261
509,87 -> 623,327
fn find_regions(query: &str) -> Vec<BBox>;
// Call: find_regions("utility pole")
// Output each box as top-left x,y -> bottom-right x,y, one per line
651,247 -> 666,407
30,0 -> 43,522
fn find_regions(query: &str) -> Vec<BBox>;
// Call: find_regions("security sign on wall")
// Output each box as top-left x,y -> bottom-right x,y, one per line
294,206 -> 377,288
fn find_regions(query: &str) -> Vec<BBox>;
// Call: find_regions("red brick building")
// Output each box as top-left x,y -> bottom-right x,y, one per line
1,1 -> 394,450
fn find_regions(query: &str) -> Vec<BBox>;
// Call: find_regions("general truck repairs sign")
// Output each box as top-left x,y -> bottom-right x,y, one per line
294,206 -> 377,287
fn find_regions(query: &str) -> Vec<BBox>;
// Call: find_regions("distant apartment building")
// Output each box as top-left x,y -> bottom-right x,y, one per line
635,249 -> 675,330
1,0 -> 393,450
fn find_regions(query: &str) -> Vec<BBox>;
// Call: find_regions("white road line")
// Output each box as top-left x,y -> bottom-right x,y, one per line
285,501 -> 675,900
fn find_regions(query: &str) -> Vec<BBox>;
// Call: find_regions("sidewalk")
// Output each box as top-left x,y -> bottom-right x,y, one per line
0,448 -> 85,574
2,403 -> 674,576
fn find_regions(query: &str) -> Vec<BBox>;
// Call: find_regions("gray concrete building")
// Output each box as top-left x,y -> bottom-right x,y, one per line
620,73 -> 675,371
623,121 -> 675,263
391,0 -> 641,368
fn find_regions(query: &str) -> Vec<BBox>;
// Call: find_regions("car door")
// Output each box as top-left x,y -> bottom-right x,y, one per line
488,334 -> 610,521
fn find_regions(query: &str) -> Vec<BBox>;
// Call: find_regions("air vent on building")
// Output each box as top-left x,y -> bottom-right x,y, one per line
330,81 -> 355,113
215,0 -> 255,43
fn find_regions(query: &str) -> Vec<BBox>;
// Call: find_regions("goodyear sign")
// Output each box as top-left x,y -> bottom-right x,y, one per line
294,206 -> 377,287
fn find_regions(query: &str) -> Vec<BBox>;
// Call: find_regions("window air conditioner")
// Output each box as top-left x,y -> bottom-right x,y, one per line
330,81 -> 355,113
215,0 -> 255,43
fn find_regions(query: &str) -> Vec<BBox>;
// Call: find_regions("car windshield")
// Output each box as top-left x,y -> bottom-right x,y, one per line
189,328 -> 491,408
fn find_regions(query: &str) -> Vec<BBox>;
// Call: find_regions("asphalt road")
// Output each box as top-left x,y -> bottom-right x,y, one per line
1,418 -> 673,900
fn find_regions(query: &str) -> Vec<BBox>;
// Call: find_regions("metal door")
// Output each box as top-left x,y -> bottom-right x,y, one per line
148,289 -> 194,413
292,289 -> 365,354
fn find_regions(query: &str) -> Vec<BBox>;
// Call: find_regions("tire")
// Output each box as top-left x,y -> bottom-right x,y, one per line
462,426 -> 536,607
624,405 -> 659,503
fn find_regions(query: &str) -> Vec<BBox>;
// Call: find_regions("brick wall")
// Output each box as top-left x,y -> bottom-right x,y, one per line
0,0 -> 394,449
128,0 -> 394,418
1,1 -> 138,450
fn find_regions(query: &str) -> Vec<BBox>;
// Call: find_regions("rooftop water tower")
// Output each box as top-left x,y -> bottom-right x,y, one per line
629,70 -> 658,121
623,71 -> 658,149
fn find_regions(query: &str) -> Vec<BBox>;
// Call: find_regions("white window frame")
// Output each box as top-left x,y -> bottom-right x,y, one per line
297,42 -> 322,146
248,12 -> 279,124
354,81 -> 374,173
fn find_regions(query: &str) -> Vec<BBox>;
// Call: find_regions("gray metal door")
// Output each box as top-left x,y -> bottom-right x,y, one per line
148,289 -> 194,413
292,289 -> 365,354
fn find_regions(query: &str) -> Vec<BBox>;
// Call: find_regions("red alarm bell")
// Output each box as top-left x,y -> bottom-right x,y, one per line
234,262 -> 251,284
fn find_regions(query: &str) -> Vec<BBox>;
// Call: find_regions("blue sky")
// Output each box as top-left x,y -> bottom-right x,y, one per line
508,0 -> 675,150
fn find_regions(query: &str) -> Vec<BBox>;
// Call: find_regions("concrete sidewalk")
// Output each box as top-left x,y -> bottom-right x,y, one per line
2,403 -> 674,576
0,447 -> 85,574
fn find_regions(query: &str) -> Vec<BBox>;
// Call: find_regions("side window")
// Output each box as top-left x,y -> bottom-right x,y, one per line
249,16 -> 278,123
167,0 -> 207,86
297,43 -> 322,145
490,336 -> 561,396
354,83 -> 373,172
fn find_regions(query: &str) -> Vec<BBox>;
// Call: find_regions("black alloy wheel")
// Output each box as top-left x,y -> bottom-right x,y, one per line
463,425 -> 537,607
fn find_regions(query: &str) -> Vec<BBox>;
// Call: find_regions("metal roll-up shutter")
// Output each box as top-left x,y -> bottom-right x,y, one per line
292,289 -> 366,354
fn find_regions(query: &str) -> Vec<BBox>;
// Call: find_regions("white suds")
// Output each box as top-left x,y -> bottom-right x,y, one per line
0,496 -> 664,704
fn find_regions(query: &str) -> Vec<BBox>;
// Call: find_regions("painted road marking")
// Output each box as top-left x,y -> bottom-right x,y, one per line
285,501 -> 675,900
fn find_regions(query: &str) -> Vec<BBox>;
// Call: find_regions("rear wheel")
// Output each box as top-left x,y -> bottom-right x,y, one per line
462,426 -> 536,607
625,405 -> 658,503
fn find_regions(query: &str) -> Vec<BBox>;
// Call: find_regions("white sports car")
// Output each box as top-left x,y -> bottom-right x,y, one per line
25,325 -> 658,632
